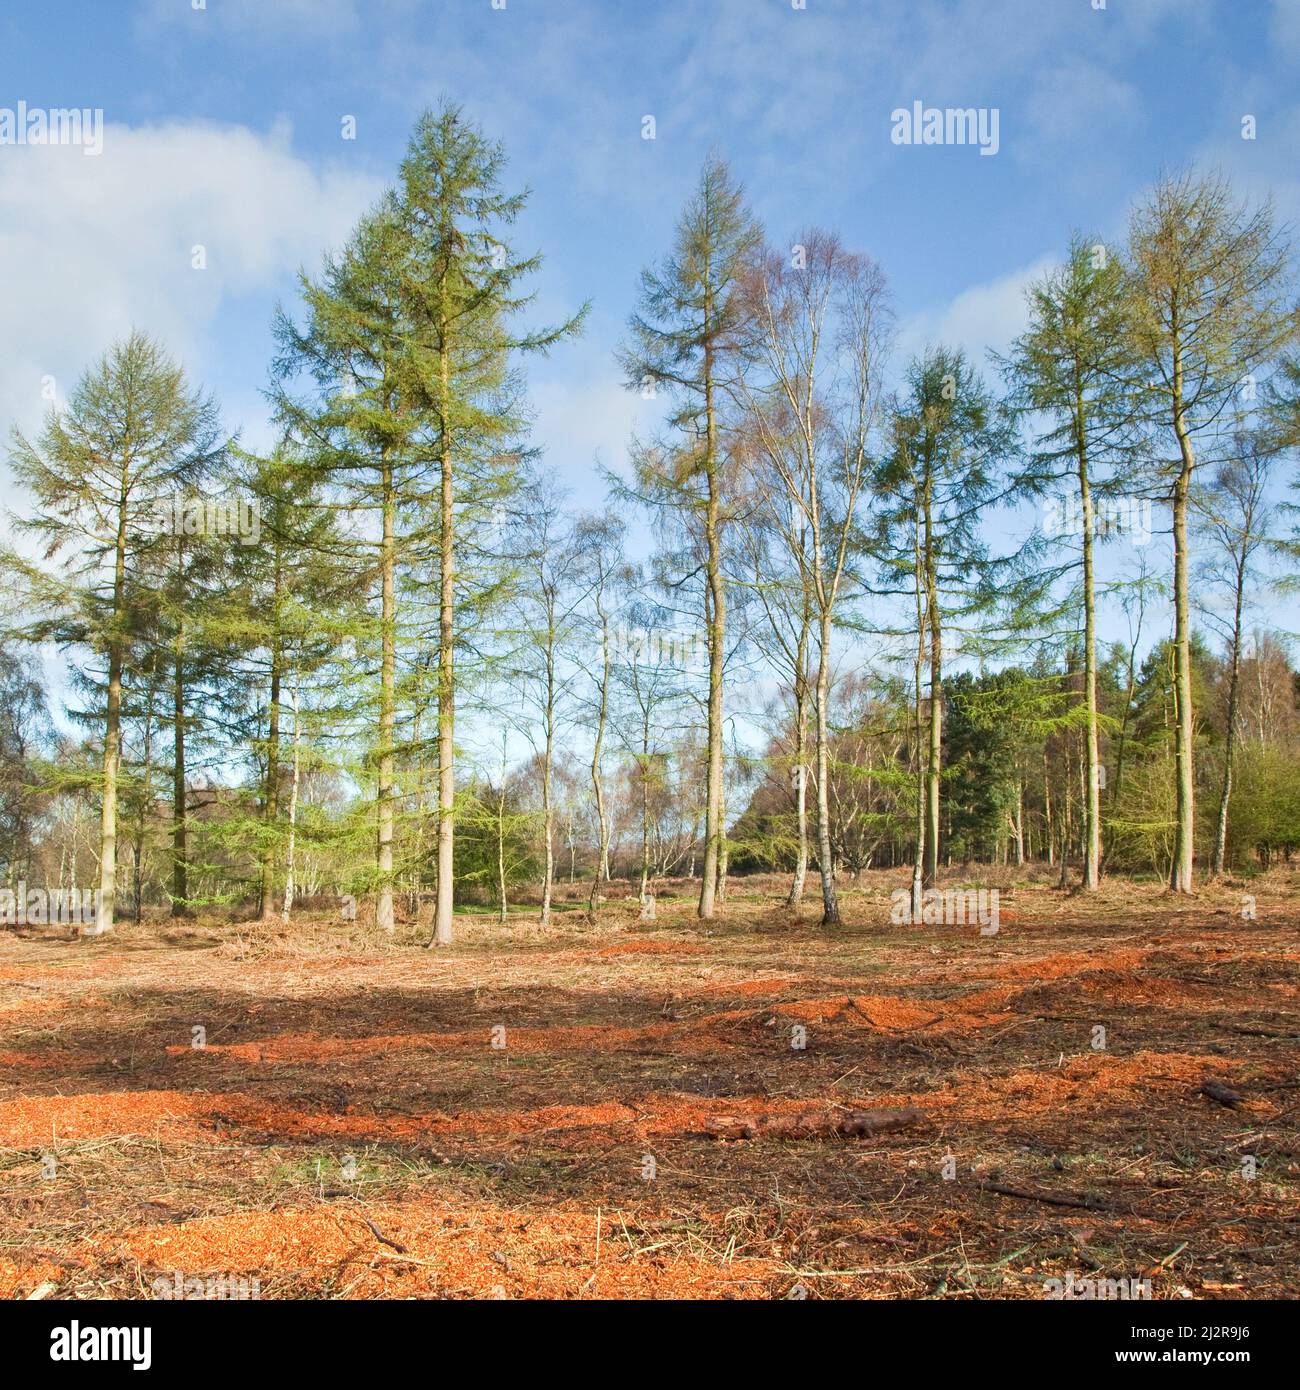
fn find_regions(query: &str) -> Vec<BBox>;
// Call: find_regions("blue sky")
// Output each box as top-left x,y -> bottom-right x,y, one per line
1,0 -> 1297,743
3,0 -> 1296,465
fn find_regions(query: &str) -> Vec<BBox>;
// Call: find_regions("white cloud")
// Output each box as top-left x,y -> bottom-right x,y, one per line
0,119 -> 379,459
895,254 -> 1057,373
530,373 -> 642,489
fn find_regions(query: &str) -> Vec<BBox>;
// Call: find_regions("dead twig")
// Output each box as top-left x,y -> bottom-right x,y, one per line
980,1181 -> 1113,1212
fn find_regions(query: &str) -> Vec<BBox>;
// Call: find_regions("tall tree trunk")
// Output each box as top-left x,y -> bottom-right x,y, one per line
1013,779 -> 1025,866
787,670 -> 808,908
496,785 -> 508,923
588,608 -> 611,915
96,678 -> 118,936
540,634 -> 556,926
432,359 -> 456,946
259,650 -> 281,919
93,491 -> 129,937
376,458 -> 396,933
639,708 -> 652,902
133,687 -> 156,926
1058,734 -> 1073,889
923,585 -> 942,888
1079,418 -> 1102,890
171,616 -> 189,917
716,770 -> 729,905
1211,557 -> 1246,876
698,319 -> 724,921
132,840 -> 143,924
1043,747 -> 1055,867
919,461 -> 943,890
910,507 -> 927,920
282,676 -> 301,924
814,610 -> 839,925
639,789 -> 651,900
408,696 -> 424,915
1170,368 -> 1196,893
1112,605 -> 1144,806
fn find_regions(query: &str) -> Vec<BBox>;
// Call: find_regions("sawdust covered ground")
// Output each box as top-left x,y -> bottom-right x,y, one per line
1,868 -> 1297,1300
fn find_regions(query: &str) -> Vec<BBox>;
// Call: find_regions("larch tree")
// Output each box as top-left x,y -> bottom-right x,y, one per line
114,628 -> 165,923
395,103 -> 585,946
6,332 -> 221,935
222,443 -> 362,921
878,348 -> 1015,891
1265,350 -> 1300,455
0,648 -> 51,889
274,204 -> 422,935
146,478 -> 255,921
277,103 -> 583,943
1000,236 -> 1140,889
619,155 -> 762,921
1126,170 -> 1295,892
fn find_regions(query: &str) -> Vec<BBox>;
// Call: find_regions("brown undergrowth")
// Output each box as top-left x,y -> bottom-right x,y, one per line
1,868 -> 1297,1299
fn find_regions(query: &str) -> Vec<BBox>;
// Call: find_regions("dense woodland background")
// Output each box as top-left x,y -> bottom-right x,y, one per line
3,104 -> 1299,939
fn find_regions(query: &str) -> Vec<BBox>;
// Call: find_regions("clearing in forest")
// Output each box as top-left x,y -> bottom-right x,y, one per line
1,870 -> 1297,1300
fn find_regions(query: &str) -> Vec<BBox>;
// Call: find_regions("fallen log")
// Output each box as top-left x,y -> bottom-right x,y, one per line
1201,1079 -> 1247,1109
980,1181 -> 1111,1211
703,1106 -> 923,1141
1218,1024 -> 1300,1040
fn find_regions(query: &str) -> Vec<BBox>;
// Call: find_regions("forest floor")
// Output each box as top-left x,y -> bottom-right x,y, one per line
1,867 -> 1298,1300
